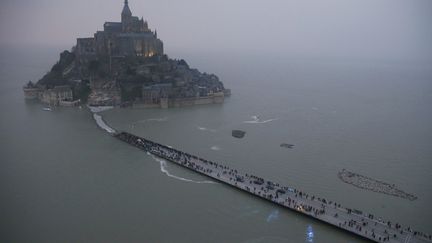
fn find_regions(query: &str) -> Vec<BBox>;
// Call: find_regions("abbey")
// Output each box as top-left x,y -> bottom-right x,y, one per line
24,0 -> 229,108
76,0 -> 163,62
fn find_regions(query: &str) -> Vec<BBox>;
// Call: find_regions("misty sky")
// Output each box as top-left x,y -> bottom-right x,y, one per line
1,0 -> 431,61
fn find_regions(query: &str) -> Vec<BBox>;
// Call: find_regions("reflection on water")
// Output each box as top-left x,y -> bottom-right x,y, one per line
266,209 -> 280,223
307,225 -> 314,242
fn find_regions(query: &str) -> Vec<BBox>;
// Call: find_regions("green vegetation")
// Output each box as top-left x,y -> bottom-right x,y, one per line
120,85 -> 142,102
38,50 -> 76,87
73,80 -> 91,102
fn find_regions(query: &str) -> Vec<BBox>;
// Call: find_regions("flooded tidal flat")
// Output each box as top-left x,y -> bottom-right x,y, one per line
1,48 -> 432,242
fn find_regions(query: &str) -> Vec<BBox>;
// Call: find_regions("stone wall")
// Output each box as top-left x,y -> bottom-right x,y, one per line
131,93 -> 224,109
23,88 -> 40,99
170,96 -> 221,108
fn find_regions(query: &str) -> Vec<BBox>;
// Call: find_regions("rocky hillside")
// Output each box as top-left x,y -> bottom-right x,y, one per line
33,50 -> 226,103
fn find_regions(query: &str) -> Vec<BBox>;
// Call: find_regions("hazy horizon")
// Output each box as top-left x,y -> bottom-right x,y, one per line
1,0 -> 431,62
1,1 -> 432,242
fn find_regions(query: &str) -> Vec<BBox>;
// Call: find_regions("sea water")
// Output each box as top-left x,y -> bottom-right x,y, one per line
1,45 -> 431,242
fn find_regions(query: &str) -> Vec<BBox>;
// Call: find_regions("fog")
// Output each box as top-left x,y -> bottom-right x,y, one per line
1,0 -> 431,62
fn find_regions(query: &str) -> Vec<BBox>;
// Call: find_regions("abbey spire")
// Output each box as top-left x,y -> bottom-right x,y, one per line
121,0 -> 133,32
122,0 -> 132,21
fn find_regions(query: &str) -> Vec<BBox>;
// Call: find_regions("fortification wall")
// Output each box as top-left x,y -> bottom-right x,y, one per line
169,95 -> 224,108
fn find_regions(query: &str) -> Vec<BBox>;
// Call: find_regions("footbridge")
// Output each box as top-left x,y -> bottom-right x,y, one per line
115,131 -> 431,243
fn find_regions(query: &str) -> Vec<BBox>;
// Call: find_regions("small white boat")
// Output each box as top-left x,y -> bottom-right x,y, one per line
42,107 -> 52,111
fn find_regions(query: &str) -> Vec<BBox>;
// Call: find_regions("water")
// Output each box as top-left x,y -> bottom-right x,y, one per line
1,46 -> 431,242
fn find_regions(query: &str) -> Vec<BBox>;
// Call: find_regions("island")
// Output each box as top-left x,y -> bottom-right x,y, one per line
23,0 -> 230,108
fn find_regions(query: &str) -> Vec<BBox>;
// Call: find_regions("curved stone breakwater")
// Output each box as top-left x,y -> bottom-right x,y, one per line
93,114 -> 116,134
338,169 -> 417,201
114,131 -> 431,243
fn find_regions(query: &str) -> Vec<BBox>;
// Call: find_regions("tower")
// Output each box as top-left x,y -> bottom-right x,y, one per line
143,20 -> 149,31
121,0 -> 132,32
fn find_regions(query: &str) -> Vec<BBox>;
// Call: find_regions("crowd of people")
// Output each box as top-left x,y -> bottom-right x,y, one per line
115,131 -> 431,242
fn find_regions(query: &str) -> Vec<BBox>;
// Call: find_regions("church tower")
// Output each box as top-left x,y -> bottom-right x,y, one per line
121,0 -> 132,32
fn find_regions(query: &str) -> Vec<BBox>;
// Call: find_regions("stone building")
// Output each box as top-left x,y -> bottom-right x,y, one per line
40,85 -> 74,106
23,87 -> 41,99
142,83 -> 172,104
76,0 -> 163,65
23,81 -> 40,99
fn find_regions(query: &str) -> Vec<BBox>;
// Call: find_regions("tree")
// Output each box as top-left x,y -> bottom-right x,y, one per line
26,80 -> 35,88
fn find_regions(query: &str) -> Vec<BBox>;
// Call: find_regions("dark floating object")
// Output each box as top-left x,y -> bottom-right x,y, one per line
232,130 -> 246,138
338,169 -> 417,201
280,143 -> 294,149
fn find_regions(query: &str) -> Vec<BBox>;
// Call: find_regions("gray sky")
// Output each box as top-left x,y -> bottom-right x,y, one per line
1,0 -> 431,61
